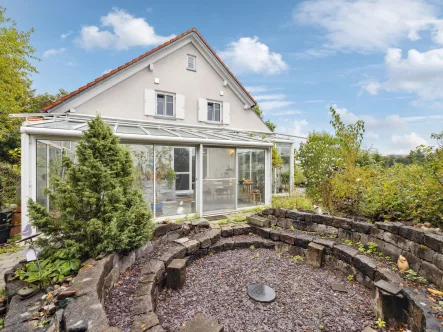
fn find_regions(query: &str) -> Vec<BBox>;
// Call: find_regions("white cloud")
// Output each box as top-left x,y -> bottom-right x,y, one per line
392,132 -> 428,151
259,101 -> 295,112
219,36 -> 288,75
102,69 -> 112,75
254,94 -> 286,101
359,81 -> 382,95
366,131 -> 380,139
77,8 -> 175,50
332,104 -> 408,129
43,48 -> 67,58
269,110 -> 304,116
294,0 -> 443,53
301,100 -> 324,103
360,48 -> 443,103
61,31 -> 72,39
384,48 -> 443,100
292,48 -> 337,59
279,119 -> 309,137
246,86 -> 283,94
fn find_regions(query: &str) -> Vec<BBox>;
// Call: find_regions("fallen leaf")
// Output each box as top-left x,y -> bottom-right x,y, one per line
428,288 -> 443,297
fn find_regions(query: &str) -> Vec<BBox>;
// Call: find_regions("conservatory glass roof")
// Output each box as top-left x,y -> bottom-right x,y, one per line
19,114 -> 295,146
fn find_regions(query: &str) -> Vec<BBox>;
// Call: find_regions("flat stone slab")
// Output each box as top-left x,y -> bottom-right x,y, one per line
331,283 -> 347,293
247,284 -> 276,303
181,316 -> 224,332
374,279 -> 402,295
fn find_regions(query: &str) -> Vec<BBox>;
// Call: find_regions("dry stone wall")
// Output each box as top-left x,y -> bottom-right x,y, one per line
256,208 -> 443,289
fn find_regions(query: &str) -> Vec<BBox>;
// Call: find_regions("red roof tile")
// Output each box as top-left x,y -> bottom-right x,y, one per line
42,28 -> 256,112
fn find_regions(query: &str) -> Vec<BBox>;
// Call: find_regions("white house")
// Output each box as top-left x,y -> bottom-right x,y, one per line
19,28 -> 295,229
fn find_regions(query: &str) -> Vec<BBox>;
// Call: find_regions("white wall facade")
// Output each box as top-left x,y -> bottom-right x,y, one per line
74,42 -> 269,132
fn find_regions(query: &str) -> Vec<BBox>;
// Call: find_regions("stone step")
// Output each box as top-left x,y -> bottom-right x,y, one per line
246,215 -> 270,228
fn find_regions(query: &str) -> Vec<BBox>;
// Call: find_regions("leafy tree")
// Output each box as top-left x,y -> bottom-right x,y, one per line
297,131 -> 340,202
330,107 -> 365,167
0,89 -> 68,162
28,116 -> 154,259
0,6 -> 38,158
27,88 -> 68,113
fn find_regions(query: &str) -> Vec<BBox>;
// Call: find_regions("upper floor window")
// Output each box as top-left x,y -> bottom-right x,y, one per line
156,92 -> 174,117
207,101 -> 221,122
187,55 -> 196,71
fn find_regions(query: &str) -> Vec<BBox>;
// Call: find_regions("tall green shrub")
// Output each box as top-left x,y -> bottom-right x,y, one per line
28,116 -> 154,259
296,131 -> 340,203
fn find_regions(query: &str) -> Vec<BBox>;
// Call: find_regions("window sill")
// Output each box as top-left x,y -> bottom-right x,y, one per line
187,68 -> 196,72
204,121 -> 224,125
154,115 -> 176,120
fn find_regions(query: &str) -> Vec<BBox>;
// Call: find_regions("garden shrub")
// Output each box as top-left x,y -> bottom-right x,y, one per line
297,131 -> 341,203
0,161 -> 20,208
296,109 -> 443,228
361,163 -> 443,226
27,116 -> 154,260
329,166 -> 377,216
272,194 -> 314,210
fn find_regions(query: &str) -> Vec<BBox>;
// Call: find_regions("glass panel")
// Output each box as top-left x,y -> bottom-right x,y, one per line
238,149 -> 265,208
166,95 -> 174,116
36,142 -> 48,207
143,127 -> 176,136
169,130 -> 202,138
274,143 -> 291,194
188,55 -> 195,69
207,103 -> 213,121
32,121 -> 82,130
174,148 -> 189,172
157,94 -> 164,115
203,147 -> 236,212
176,174 -> 190,191
36,140 -> 75,209
215,103 -> 220,122
117,125 -> 146,135
155,146 -> 195,217
128,145 -> 154,214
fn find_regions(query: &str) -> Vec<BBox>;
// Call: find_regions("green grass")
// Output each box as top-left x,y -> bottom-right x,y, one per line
272,194 -> 314,210
233,215 -> 246,222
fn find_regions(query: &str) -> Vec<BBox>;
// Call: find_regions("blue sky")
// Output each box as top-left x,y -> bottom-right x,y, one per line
4,0 -> 443,154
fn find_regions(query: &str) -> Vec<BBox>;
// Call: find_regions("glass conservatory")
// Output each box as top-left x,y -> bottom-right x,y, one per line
19,113 -> 295,230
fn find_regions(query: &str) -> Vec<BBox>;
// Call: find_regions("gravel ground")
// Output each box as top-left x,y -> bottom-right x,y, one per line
104,242 -> 177,332
156,248 -> 375,332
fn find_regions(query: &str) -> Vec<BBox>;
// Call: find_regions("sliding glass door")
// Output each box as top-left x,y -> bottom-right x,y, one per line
202,147 -> 236,212
237,149 -> 265,208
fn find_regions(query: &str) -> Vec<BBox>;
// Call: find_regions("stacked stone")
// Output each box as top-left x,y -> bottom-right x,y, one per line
252,209 -> 443,289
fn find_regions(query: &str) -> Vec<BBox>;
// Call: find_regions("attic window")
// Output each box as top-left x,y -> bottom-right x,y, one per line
187,55 -> 196,71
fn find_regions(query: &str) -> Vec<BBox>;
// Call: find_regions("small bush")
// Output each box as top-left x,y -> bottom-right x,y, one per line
272,194 -> 313,210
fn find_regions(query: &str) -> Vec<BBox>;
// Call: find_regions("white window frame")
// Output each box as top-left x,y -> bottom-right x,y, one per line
207,100 -> 222,123
156,92 -> 175,118
187,54 -> 196,71
172,147 -> 193,194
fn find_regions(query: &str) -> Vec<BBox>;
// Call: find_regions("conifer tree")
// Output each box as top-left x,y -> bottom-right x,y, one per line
28,116 -> 154,259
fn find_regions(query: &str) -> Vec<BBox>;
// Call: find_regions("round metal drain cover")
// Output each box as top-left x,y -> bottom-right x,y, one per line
247,284 -> 276,303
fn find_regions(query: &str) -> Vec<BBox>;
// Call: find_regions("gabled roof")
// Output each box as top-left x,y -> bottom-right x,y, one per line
42,28 -> 257,112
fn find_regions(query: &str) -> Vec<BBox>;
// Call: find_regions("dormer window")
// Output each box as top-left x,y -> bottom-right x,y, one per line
187,55 -> 196,71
